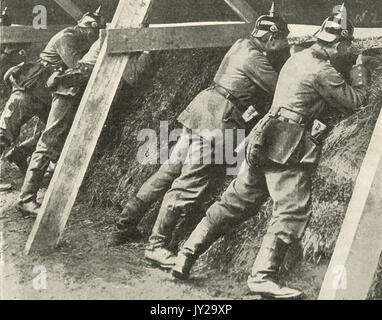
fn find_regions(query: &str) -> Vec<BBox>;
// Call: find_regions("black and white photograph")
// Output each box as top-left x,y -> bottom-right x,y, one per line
0,0 -> 381,304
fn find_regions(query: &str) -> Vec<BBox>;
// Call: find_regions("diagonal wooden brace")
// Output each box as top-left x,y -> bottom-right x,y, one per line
24,0 -> 155,255
318,108 -> 382,300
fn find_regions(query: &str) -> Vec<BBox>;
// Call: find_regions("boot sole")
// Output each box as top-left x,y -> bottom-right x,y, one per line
16,203 -> 39,217
0,183 -> 12,192
254,291 -> 304,300
171,269 -> 189,280
145,257 -> 175,270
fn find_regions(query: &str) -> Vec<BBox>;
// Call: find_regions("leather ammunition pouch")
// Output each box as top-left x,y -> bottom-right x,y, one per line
246,107 -> 324,167
212,83 -> 263,130
48,64 -> 92,96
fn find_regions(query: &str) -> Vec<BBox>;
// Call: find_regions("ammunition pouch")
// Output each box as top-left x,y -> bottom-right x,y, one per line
246,107 -> 326,167
48,64 -> 92,97
349,64 -> 370,88
3,62 -> 24,88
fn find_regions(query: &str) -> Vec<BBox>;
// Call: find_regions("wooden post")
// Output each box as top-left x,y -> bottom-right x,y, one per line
223,0 -> 258,22
24,0 -> 155,255
54,0 -> 84,21
318,109 -> 382,300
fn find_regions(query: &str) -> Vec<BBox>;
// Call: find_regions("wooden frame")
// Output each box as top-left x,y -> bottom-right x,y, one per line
25,0 -> 155,255
318,109 -> 382,300
107,22 -> 255,53
54,0 -> 84,21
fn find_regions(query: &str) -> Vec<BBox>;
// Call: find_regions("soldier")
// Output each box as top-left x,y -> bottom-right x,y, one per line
0,6 -> 29,84
171,5 -> 370,299
17,22 -> 152,216
0,5 -> 31,192
107,4 -> 291,265
0,8 -> 105,184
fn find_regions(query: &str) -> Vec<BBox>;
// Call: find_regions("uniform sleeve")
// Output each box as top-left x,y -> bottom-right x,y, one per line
122,52 -> 152,87
78,38 -> 102,66
313,63 -> 369,115
242,52 -> 279,94
54,35 -> 86,69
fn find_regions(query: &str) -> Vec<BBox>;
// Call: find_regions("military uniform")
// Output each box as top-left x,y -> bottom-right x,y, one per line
173,40 -> 370,297
0,25 -> 96,157
145,38 -> 280,255
18,35 -> 152,211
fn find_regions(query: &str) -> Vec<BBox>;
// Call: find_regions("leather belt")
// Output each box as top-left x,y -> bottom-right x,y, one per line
271,107 -> 307,125
211,83 -> 245,111
40,59 -> 65,72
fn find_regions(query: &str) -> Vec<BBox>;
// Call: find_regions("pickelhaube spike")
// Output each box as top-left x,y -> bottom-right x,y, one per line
94,6 -> 101,16
269,2 -> 276,17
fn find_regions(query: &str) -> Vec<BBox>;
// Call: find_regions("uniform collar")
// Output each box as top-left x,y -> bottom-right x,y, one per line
310,43 -> 331,61
249,37 -> 267,54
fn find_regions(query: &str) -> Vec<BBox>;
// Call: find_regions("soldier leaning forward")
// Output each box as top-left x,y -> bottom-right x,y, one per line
16,30 -> 152,216
0,10 -> 105,169
171,6 -> 370,300
0,6 -> 29,85
106,4 -> 291,268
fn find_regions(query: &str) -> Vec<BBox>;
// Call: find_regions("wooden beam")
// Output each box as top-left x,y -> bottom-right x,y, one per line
107,22 -> 255,54
24,0 -> 154,255
0,25 -> 70,44
223,0 -> 258,23
54,0 -> 84,21
318,109 -> 382,300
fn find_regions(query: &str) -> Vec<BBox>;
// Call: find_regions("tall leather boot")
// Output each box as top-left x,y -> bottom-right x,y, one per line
144,205 -> 182,269
5,145 -> 29,174
172,217 -> 220,280
107,195 -> 149,246
17,156 -> 50,216
247,234 -> 303,299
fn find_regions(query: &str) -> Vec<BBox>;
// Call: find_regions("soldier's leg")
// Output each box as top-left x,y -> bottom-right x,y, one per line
0,91 -> 44,155
247,165 -> 314,299
5,131 -> 42,174
107,129 -> 191,246
145,134 -> 217,268
17,94 -> 77,215
172,161 -> 268,279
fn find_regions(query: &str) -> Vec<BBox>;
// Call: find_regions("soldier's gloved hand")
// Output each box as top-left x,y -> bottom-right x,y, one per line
349,61 -> 370,88
245,127 -> 266,168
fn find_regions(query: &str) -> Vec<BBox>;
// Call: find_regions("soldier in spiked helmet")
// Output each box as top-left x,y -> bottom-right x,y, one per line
171,4 -> 370,299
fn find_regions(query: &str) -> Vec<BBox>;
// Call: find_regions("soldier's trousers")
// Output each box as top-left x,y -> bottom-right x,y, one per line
0,91 -> 48,149
19,93 -> 80,203
148,129 -> 227,248
135,128 -> 192,205
201,160 -> 314,245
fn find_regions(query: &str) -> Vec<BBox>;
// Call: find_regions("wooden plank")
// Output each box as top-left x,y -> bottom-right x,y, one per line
318,109 -> 382,300
223,0 -> 258,23
0,25 -> 70,44
54,0 -> 84,21
24,0 -> 155,255
107,22 -> 255,53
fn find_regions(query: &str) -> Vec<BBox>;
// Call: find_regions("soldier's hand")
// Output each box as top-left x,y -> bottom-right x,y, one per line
356,54 -> 364,65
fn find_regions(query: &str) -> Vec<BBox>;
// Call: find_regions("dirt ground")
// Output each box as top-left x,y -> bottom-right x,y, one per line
0,159 -> 328,300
